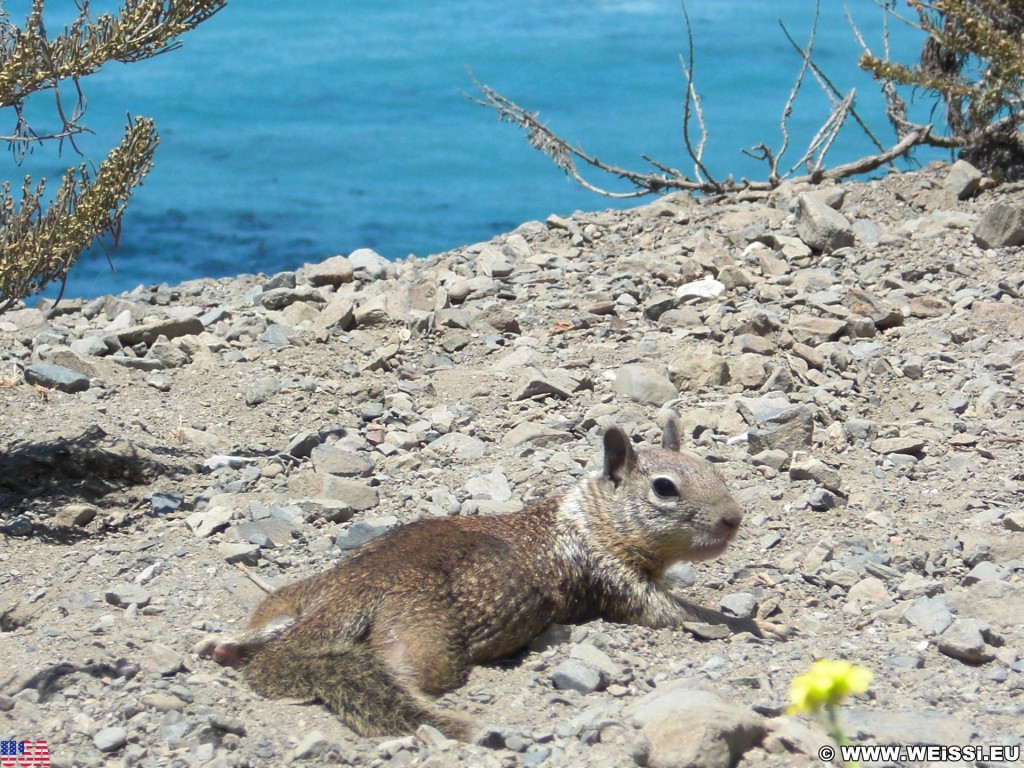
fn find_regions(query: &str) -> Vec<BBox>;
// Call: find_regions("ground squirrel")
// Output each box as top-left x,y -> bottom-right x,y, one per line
198,417 -> 786,739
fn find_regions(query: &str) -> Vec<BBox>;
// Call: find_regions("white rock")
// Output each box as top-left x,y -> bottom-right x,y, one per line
675,276 -> 726,301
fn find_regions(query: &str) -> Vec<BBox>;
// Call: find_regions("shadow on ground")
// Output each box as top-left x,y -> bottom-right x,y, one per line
0,424 -> 194,517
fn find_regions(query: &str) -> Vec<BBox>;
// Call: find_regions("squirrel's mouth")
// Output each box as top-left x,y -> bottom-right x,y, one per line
687,535 -> 733,561
686,517 -> 740,560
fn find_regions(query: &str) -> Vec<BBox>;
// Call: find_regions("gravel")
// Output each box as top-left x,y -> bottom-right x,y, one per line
1,162 -> 1022,766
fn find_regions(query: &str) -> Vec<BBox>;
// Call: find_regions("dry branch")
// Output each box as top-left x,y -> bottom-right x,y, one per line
678,0 -> 714,186
472,1 -> 940,200
471,83 -> 935,197
856,0 -> 1024,178
0,117 -> 158,313
0,0 -> 225,314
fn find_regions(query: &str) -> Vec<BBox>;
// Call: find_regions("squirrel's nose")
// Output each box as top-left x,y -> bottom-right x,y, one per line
718,497 -> 742,532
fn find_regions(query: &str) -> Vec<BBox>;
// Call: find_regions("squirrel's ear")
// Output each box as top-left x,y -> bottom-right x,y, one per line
661,414 -> 681,452
603,426 -> 636,487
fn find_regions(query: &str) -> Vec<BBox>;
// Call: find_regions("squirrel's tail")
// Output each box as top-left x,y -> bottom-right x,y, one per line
244,643 -> 473,740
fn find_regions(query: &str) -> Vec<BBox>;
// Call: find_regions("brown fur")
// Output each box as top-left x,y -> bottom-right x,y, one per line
198,419 -> 787,739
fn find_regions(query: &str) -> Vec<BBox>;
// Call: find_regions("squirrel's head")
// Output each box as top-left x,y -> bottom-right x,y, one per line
599,416 -> 743,571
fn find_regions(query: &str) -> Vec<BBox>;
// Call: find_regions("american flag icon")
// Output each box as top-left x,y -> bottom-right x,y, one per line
0,740 -> 50,767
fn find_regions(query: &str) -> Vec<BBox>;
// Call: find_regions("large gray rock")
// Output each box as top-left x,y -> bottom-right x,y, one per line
943,159 -> 983,199
49,347 -> 106,378
788,314 -> 847,346
841,708 -> 974,746
788,454 -> 843,493
902,595 -> 953,636
870,436 -> 925,456
962,560 -> 1010,585
258,323 -> 293,347
464,469 -> 512,501
145,643 -> 185,676
292,730 -> 331,761
741,403 -> 814,454
514,367 -> 582,401
644,291 -> 678,320
348,247 -> 394,280
937,618 -> 995,664
292,498 -> 354,523
973,201 -> 1024,249
675,276 -> 726,302
311,445 -> 375,477
612,364 -> 678,406
218,541 -> 260,565
795,193 -> 855,252
353,294 -> 391,327
185,505 -> 234,538
336,516 -> 399,550
947,580 -> 1024,625
428,432 -> 487,459
24,363 -> 89,393
286,431 -> 321,459
762,717 -> 832,765
313,294 -> 355,338
570,643 -> 625,681
146,339 -> 189,368
117,316 -> 204,345
245,375 -> 281,406
231,518 -> 297,549
257,286 -> 323,311
728,353 -> 768,389
105,584 -> 152,608
719,592 -> 757,618
476,248 -> 514,278
305,255 -> 354,286
627,681 -> 766,768
668,345 -> 729,391
502,422 -> 573,448
93,726 -> 128,753
550,659 -> 606,694
734,396 -> 794,425
846,288 -> 903,329
70,334 -> 119,357
320,477 -> 379,510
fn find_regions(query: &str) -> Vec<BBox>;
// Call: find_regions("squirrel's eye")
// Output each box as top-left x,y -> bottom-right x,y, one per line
652,477 -> 679,498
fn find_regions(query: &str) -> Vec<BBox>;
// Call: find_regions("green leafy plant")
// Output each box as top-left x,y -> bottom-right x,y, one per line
0,0 -> 226,314
859,0 -> 1024,180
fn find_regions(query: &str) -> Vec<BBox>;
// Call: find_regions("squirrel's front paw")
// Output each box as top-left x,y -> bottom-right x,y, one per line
755,619 -> 798,641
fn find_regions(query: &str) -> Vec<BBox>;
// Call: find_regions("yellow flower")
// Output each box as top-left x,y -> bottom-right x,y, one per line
787,659 -> 873,714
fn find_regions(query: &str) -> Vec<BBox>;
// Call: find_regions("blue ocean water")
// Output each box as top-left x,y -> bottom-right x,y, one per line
4,1 -> 941,299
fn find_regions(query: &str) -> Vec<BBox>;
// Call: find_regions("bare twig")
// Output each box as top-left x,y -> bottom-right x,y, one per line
866,0 -> 922,31
779,20 -> 889,160
678,0 -> 715,185
852,11 -> 963,150
470,81 -> 683,197
1,126 -> 89,145
804,91 -> 855,175
810,126 -> 931,181
642,154 -> 685,180
234,562 -> 276,595
772,0 -> 821,181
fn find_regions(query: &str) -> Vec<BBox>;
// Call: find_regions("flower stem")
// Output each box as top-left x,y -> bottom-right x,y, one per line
825,704 -> 860,768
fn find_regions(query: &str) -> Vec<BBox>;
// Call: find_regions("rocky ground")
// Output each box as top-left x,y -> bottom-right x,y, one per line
1,160 -> 1023,768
